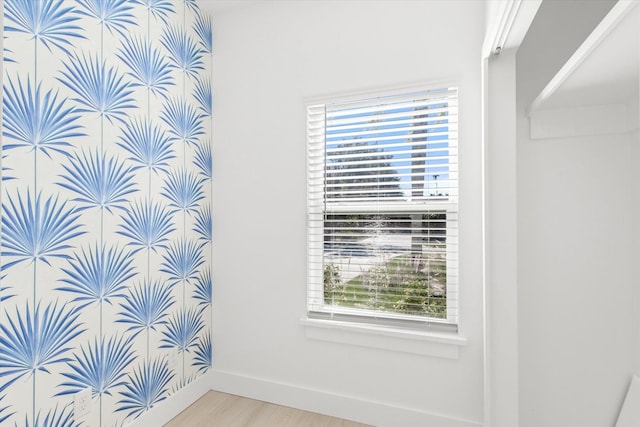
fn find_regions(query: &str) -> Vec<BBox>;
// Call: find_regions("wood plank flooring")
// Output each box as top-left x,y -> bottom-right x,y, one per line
164,391 -> 371,427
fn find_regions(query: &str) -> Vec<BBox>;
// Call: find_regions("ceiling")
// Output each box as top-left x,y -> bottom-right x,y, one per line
199,0 -> 266,14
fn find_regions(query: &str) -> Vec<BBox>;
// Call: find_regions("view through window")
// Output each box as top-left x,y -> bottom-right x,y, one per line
307,86 -> 458,326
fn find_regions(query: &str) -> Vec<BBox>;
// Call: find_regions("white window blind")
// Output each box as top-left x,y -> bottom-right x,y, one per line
307,86 -> 459,330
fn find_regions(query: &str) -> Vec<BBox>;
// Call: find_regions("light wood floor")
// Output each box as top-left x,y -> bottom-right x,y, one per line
164,391 -> 371,427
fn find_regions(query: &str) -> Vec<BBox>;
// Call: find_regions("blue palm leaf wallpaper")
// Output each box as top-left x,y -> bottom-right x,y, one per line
1,0 -> 213,425
193,78 -> 212,117
58,150 -> 138,213
193,139 -> 212,179
161,168 -> 205,214
2,190 -> 86,269
193,204 -> 212,243
4,0 -> 85,56
117,279 -> 175,337
76,0 -> 137,37
193,13 -> 212,54
116,356 -> 174,419
193,270 -> 212,307
0,274 -> 15,302
132,0 -> 175,24
57,52 -> 138,125
0,301 -> 85,390
160,25 -> 203,79
0,395 -> 14,424
117,36 -> 175,99
160,306 -> 205,359
18,405 -> 76,427
117,118 -> 176,173
58,244 -> 137,308
3,75 -> 85,157
57,334 -> 136,397
160,238 -> 205,286
117,199 -> 176,253
193,331 -> 212,374
160,96 -> 204,145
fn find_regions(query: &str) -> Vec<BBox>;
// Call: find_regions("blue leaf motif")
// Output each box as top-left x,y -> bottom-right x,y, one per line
193,13 -> 212,54
170,373 -> 197,393
160,239 -> 205,286
4,0 -> 85,56
117,199 -> 176,253
57,51 -> 137,125
0,302 -> 85,390
161,169 -> 204,214
57,335 -> 136,397
192,332 -> 211,374
0,276 -> 15,302
15,405 -> 75,427
160,97 -> 204,146
160,307 -> 205,353
57,244 -> 137,309
117,36 -> 175,98
3,74 -> 85,157
0,393 -> 15,424
116,118 -> 176,173
193,139 -> 212,179
193,205 -> 212,243
116,279 -> 175,337
75,0 -> 137,37
131,0 -> 174,23
2,154 -> 17,182
193,78 -> 212,117
3,36 -> 16,64
184,0 -> 199,13
193,270 -> 212,307
116,357 -> 174,419
57,150 -> 137,213
2,190 -> 86,270
160,25 -> 203,79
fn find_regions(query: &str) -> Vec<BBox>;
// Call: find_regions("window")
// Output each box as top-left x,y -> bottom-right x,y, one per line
306,85 -> 458,331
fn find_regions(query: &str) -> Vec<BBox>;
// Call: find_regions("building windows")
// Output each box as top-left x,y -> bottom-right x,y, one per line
306,86 -> 458,330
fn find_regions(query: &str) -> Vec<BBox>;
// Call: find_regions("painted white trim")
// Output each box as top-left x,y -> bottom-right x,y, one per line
481,55 -> 490,427
300,317 -> 466,359
483,0 -> 522,57
482,0 -> 542,58
127,372 -> 213,427
528,0 -> 639,114
211,370 -> 482,427
303,79 -> 461,107
485,50 -> 519,427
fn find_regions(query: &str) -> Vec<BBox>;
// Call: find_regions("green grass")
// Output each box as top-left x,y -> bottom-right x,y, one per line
324,252 -> 447,318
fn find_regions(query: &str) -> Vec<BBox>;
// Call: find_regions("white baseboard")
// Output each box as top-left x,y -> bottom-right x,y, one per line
211,370 -> 482,427
128,371 -> 213,427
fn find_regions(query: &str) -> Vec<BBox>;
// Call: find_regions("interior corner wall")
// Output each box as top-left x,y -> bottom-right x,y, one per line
633,125 -> 640,376
0,1 -> 213,426
211,2 -> 484,426
515,1 -> 633,426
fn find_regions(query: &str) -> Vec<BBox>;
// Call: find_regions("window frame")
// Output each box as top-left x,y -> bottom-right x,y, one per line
305,82 -> 460,333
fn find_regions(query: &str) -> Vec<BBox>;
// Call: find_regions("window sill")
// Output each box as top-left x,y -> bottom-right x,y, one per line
300,317 -> 467,359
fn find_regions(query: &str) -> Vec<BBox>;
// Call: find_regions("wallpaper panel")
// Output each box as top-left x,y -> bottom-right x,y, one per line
0,1 -> 213,426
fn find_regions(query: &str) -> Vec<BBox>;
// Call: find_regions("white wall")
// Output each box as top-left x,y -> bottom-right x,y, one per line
516,132 -> 635,427
515,1 -> 634,426
210,1 -> 484,426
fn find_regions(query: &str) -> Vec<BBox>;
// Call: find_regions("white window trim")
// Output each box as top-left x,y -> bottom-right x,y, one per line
305,81 -> 462,344
300,317 -> 467,359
